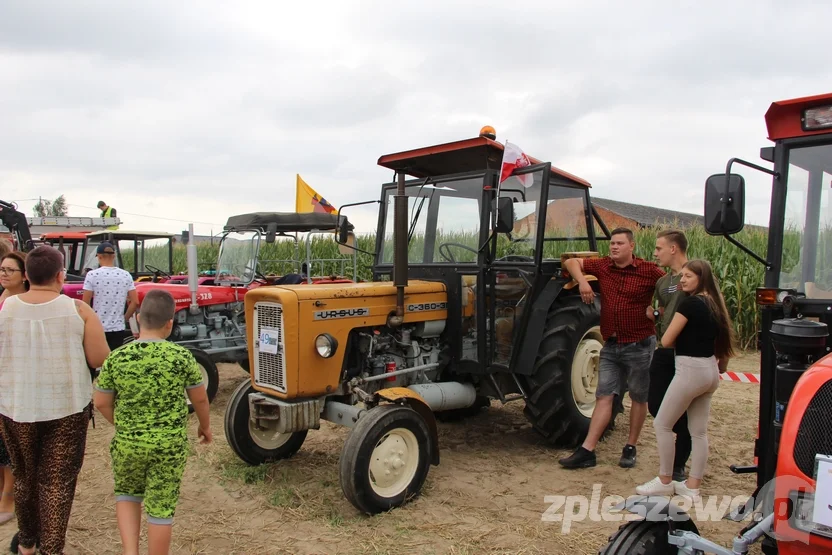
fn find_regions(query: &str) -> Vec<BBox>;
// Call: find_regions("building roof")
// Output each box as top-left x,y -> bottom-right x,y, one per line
592,197 -> 704,228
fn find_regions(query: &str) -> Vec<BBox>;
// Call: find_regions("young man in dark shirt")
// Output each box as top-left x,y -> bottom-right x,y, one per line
647,229 -> 691,482
560,228 -> 665,469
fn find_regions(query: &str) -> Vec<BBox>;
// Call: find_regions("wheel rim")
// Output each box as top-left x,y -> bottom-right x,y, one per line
186,364 -> 211,406
572,325 -> 603,418
249,417 -> 293,450
368,427 -> 420,498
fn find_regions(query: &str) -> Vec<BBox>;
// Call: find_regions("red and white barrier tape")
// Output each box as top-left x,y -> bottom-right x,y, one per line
720,371 -> 760,384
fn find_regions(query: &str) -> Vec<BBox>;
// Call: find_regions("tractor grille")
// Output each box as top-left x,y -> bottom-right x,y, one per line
793,379 -> 832,478
253,302 -> 287,393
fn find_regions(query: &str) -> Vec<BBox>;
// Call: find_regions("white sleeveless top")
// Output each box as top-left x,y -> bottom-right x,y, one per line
0,294 -> 92,422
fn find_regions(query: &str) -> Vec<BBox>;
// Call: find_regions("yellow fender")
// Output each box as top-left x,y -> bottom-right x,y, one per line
376,388 -> 440,466
563,275 -> 598,290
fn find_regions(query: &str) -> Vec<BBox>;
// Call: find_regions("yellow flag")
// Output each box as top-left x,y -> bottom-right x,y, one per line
295,174 -> 337,214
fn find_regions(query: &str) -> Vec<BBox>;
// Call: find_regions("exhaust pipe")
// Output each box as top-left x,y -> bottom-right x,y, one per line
388,171 -> 408,328
186,223 -> 199,315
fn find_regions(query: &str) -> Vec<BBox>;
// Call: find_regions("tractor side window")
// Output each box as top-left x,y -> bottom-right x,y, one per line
432,196 -> 480,264
381,196 -> 428,264
117,240 -> 133,272
542,184 -> 593,259
143,238 -> 173,273
780,144 -> 832,297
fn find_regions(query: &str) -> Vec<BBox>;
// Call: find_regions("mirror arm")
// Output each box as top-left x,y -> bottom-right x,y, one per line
334,200 -> 381,256
720,157 -> 780,229
724,233 -> 771,270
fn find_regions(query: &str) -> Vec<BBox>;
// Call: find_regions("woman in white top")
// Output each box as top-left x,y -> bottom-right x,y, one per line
0,246 -> 109,555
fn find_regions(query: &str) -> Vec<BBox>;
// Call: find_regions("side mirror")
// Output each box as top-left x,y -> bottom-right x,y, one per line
338,232 -> 356,255
704,173 -> 745,235
493,197 -> 515,234
265,223 -> 277,244
181,230 -> 190,244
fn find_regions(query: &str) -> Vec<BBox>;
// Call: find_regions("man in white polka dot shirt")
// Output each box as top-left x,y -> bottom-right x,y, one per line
82,242 -> 139,351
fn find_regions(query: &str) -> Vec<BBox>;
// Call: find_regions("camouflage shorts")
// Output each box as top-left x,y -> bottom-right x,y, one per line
111,434 -> 188,524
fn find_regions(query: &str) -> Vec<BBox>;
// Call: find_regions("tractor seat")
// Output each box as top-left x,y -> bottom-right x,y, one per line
273,273 -> 305,285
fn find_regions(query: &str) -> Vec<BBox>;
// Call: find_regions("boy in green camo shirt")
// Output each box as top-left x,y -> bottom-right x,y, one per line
94,289 -> 212,555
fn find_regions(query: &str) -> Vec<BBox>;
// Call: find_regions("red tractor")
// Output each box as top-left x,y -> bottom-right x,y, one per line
599,93 -> 832,553
130,211 -> 358,409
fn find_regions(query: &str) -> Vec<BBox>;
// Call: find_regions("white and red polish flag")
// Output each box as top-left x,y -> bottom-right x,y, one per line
499,141 -> 533,188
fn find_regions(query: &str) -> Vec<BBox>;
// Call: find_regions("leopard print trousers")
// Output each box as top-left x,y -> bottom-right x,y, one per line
0,406 -> 91,555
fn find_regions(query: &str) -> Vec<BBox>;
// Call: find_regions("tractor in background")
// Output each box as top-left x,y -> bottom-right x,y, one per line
129,212 -> 360,411
599,94 -> 832,554
223,127 -> 620,514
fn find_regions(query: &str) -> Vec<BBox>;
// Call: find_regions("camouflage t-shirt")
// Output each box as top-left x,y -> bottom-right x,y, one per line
96,340 -> 204,441
654,271 -> 686,343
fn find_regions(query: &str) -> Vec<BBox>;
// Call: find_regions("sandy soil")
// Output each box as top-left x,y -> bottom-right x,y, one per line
0,354 -> 766,554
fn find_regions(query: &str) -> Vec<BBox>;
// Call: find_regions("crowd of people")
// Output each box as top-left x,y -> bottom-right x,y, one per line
0,239 -> 211,555
561,228 -> 735,501
0,225 -> 734,552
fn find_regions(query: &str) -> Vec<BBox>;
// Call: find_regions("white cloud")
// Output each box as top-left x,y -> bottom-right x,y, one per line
1,0 -> 830,238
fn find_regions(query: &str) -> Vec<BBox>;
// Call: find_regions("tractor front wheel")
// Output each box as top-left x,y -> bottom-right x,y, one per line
599,519 -> 697,554
224,379 -> 307,465
186,348 -> 219,414
339,404 -> 432,515
521,294 -> 621,447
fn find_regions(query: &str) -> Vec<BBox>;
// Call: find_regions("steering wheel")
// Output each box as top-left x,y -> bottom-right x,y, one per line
145,265 -> 172,282
438,242 -> 478,263
245,264 -> 270,284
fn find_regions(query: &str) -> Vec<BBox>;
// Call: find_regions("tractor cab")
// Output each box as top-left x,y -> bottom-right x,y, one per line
599,94 -> 832,554
216,211 -> 357,287
38,231 -> 91,281
80,229 -> 175,282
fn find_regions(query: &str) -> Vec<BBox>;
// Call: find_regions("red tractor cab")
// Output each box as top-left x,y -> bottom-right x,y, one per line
600,93 -> 832,554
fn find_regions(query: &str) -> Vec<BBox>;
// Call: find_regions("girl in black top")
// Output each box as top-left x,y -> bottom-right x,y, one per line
636,259 -> 736,500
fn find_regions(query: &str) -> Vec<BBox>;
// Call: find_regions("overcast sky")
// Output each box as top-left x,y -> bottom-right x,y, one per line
2,0 -> 830,237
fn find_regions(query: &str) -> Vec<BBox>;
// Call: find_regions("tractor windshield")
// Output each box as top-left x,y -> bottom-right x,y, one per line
217,230 -> 260,284
779,143 -> 832,296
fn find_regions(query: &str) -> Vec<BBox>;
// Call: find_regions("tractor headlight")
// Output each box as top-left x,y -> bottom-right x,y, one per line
790,491 -> 832,539
315,334 -> 338,358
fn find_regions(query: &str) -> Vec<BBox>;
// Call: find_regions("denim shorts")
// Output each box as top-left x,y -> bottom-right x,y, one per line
596,336 -> 656,403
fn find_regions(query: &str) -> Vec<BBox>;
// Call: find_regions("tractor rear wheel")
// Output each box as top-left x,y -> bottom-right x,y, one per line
224,379 -> 307,465
186,348 -> 219,414
521,294 -> 622,447
339,404 -> 432,515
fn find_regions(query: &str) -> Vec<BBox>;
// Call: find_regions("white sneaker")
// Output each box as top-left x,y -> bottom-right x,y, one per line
674,480 -> 701,501
635,476 -> 675,496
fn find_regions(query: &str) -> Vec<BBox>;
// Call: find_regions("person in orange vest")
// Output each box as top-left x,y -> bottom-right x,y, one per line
97,201 -> 119,230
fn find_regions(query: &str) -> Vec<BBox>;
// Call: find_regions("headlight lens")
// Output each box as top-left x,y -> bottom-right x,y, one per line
315,334 -> 337,358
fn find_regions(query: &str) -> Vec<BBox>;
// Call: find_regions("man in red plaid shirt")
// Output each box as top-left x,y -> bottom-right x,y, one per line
560,228 -> 665,469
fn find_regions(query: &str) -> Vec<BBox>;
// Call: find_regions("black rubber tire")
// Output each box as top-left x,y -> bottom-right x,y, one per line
339,404 -> 432,515
521,294 -> 622,447
223,379 -> 307,466
186,348 -> 220,414
598,519 -> 696,554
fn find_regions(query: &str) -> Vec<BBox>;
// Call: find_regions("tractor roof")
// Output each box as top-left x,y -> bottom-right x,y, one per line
40,231 -> 90,241
224,212 -> 353,233
766,91 -> 832,141
85,230 -> 174,240
377,136 -> 591,187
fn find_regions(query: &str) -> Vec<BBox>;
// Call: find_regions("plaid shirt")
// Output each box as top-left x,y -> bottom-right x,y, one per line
582,256 -> 665,343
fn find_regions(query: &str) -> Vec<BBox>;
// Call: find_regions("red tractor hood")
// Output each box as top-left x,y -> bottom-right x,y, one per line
134,283 -> 244,310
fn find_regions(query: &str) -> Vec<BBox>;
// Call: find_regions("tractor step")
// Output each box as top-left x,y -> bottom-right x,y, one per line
730,464 -> 757,474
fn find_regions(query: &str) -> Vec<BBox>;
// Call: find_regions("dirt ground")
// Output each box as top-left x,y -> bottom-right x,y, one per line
0,354 -> 765,554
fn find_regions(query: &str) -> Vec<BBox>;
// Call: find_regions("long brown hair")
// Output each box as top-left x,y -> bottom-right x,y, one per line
1,251 -> 29,292
682,259 -> 736,359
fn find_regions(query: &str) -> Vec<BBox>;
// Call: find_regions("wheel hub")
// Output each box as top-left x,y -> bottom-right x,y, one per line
368,429 -> 419,497
572,326 -> 603,418
249,417 -> 293,450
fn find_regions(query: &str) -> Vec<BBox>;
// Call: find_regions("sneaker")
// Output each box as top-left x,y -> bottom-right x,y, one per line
672,466 -> 687,482
674,480 -> 701,501
619,444 -> 637,468
636,476 -> 675,496
558,447 -> 596,469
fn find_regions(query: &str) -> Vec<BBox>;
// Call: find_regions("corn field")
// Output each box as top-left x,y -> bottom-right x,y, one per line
130,225 -> 794,350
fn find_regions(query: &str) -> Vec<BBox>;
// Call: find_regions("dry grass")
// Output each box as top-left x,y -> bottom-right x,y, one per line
0,354 -> 767,554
